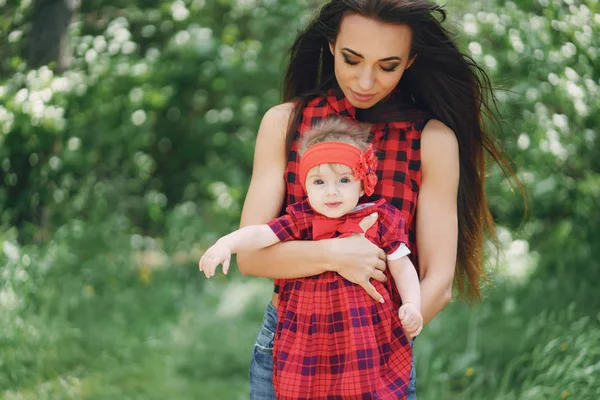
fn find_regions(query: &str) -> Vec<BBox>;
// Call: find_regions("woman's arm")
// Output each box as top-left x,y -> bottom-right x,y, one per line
236,103 -> 388,301
236,103 -> 332,277
417,119 -> 460,326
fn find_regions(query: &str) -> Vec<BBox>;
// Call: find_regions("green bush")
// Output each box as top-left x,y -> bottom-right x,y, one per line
0,0 -> 312,239
465,0 -> 599,295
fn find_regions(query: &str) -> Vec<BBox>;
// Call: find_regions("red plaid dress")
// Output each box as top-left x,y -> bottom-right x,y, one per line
268,198 -> 411,399
270,89 -> 429,399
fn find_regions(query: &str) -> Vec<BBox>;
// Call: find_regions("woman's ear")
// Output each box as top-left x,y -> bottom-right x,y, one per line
406,54 -> 417,69
329,42 -> 335,56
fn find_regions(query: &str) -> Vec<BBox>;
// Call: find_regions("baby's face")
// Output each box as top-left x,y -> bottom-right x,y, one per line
305,163 -> 363,218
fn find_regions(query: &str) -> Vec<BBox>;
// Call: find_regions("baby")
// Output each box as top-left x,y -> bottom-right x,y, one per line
200,118 -> 423,399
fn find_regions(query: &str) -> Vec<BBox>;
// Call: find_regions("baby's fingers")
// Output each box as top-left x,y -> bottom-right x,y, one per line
202,258 -> 219,278
209,259 -> 221,278
222,254 -> 231,275
398,307 -> 406,320
203,260 -> 214,279
199,255 -> 209,277
413,325 -> 423,337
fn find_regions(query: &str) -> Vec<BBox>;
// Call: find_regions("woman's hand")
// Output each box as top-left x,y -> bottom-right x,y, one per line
327,213 -> 388,303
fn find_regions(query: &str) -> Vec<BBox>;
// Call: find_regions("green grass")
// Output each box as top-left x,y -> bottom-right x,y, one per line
1,217 -> 599,399
1,260 -> 271,399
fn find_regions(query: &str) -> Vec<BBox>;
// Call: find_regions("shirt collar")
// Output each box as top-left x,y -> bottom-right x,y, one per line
325,85 -> 388,140
326,85 -> 357,120
324,85 -> 424,141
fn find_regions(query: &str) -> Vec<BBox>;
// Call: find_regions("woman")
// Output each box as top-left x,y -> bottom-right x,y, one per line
237,1 -> 511,398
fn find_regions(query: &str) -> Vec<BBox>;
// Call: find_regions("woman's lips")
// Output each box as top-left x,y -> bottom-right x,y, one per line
350,89 -> 375,102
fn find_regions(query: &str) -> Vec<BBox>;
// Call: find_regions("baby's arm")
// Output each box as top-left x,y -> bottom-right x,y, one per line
388,255 -> 423,338
199,225 -> 280,278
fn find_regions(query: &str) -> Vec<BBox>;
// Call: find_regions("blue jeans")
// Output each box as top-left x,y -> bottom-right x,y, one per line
249,302 -> 418,399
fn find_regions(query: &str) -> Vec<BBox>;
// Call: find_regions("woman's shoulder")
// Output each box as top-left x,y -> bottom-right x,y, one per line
421,119 -> 458,148
260,94 -> 332,135
262,102 -> 295,124
421,118 -> 459,170
422,118 -> 454,136
255,102 -> 295,144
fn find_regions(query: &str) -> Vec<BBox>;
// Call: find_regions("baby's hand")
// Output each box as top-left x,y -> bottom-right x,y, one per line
198,241 -> 232,278
398,303 -> 423,339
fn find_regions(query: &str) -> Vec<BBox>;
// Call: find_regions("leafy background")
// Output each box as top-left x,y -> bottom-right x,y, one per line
1,0 -> 598,399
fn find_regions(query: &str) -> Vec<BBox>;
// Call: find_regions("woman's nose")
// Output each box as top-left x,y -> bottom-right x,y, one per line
358,66 -> 375,91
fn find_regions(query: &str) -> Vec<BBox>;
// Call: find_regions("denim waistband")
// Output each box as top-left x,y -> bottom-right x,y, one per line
263,301 -> 278,332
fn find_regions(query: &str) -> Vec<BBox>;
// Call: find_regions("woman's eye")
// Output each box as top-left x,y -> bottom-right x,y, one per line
381,65 -> 398,72
343,56 -> 358,66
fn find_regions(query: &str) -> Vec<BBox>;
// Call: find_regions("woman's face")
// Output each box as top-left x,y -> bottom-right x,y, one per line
330,13 -> 414,109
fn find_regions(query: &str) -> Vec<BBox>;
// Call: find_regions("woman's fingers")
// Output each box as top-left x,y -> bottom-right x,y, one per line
374,255 -> 387,271
370,269 -> 387,283
362,281 -> 385,303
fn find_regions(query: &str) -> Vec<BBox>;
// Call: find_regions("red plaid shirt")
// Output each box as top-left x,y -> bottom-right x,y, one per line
269,90 -> 428,399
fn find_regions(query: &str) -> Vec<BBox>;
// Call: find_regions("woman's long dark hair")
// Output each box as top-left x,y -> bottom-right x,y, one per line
282,0 -> 519,299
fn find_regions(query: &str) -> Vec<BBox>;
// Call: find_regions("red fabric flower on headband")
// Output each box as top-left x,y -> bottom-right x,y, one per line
352,145 -> 378,196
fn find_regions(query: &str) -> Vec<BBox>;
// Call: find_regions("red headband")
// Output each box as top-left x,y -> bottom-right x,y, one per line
299,142 -> 378,196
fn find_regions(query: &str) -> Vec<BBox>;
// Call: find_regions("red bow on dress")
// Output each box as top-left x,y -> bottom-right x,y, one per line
312,217 -> 365,241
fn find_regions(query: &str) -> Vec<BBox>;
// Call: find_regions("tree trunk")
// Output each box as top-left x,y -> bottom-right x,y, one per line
28,0 -> 79,72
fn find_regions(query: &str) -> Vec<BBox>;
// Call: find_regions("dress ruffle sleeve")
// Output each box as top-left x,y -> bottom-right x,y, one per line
376,201 -> 410,258
266,199 -> 314,242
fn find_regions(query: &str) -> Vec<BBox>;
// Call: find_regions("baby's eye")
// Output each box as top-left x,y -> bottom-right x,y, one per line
340,177 -> 350,183
313,179 -> 324,185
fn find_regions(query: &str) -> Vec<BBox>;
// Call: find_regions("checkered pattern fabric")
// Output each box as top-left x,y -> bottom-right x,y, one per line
269,199 -> 413,399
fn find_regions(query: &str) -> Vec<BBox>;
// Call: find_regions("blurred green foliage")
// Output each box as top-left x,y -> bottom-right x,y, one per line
0,0 -> 310,238
1,0 -> 599,399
